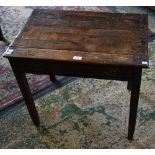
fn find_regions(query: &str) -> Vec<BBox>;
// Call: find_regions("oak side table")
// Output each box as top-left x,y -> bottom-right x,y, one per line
3,9 -> 148,140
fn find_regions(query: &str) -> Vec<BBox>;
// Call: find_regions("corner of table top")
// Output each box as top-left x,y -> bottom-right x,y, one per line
3,46 -> 14,58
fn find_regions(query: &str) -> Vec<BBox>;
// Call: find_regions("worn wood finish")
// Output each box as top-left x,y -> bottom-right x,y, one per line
7,47 -> 147,67
3,9 -> 148,140
5,9 -> 148,68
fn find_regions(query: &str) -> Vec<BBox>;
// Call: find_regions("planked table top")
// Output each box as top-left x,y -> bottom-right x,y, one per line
4,9 -> 148,67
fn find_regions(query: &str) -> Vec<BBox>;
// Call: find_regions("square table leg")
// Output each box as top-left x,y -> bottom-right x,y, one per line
11,68 -> 40,126
128,68 -> 142,140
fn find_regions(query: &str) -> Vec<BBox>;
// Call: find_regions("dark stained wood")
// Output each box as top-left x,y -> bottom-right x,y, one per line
3,9 -> 149,140
127,80 -> 132,91
127,71 -> 132,91
10,63 -> 40,126
9,58 -> 131,81
128,68 -> 142,140
7,47 -> 147,67
4,9 -> 148,68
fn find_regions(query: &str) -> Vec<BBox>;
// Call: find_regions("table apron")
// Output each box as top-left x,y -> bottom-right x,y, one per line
9,59 -> 136,81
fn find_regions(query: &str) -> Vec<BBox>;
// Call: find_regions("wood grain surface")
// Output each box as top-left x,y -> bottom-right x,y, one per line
5,9 -> 148,67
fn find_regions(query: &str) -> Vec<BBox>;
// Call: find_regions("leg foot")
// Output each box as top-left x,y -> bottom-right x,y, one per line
49,74 -> 62,88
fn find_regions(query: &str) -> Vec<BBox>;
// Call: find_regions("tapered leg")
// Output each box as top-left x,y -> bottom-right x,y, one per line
12,69 -> 40,126
128,68 -> 142,140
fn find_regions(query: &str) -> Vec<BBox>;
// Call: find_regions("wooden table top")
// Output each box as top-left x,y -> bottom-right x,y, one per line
4,9 -> 148,67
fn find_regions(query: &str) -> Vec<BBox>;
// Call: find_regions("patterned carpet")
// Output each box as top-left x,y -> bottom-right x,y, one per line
0,6 -> 77,110
0,6 -> 155,148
